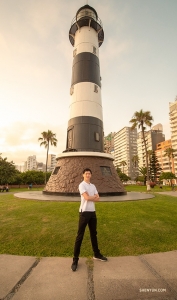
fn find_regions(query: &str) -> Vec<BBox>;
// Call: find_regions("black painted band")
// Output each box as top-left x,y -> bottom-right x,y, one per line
65,116 -> 104,152
71,52 -> 101,87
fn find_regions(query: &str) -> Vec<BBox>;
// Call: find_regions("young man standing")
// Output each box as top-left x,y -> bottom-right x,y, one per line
71,168 -> 107,272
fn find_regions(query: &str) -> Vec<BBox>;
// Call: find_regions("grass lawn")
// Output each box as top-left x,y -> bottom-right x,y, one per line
124,184 -> 172,192
0,191 -> 177,258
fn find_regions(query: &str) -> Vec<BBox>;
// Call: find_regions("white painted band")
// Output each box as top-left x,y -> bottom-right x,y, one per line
57,151 -> 114,161
69,82 -> 103,120
74,26 -> 99,57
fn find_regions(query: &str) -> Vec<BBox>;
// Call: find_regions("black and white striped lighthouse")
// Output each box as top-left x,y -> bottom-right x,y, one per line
66,5 -> 104,153
44,4 -> 126,196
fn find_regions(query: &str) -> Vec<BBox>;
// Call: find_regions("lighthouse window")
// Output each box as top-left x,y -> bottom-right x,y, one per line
70,86 -> 74,95
67,128 -> 73,149
95,132 -> 100,141
94,85 -> 98,93
73,49 -> 77,57
53,166 -> 60,175
100,166 -> 112,176
93,46 -> 96,55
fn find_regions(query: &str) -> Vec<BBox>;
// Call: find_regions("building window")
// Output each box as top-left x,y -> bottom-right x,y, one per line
67,128 -> 73,149
95,132 -> 100,141
100,166 -> 112,176
94,84 -> 98,93
73,49 -> 77,57
53,166 -> 60,175
93,46 -> 96,55
70,86 -> 74,95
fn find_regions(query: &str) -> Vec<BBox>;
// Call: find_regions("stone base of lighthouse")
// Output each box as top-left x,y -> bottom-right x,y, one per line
43,152 -> 126,196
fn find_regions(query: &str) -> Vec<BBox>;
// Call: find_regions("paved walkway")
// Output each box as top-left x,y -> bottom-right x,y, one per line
14,191 -> 155,202
0,251 -> 177,300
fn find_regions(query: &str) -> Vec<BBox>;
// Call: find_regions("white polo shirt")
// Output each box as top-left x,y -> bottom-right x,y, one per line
79,180 -> 98,212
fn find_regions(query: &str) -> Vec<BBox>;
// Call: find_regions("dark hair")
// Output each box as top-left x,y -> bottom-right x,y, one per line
83,168 -> 92,174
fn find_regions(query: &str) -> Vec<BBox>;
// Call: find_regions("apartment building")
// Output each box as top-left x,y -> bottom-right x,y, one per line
15,165 -> 24,172
155,140 -> 174,173
169,97 -> 177,175
137,124 -> 165,169
37,162 -> 46,172
47,154 -> 57,172
27,155 -> 37,171
114,127 -> 138,179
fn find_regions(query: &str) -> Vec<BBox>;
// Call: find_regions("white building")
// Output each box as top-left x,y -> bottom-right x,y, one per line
114,127 -> 138,179
47,154 -> 57,172
137,124 -> 165,169
169,97 -> 177,175
27,155 -> 37,171
15,165 -> 24,172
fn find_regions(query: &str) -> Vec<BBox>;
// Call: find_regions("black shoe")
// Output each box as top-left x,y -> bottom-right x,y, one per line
71,257 -> 79,271
93,253 -> 107,261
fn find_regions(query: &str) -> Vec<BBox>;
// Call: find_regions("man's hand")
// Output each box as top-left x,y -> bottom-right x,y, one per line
94,194 -> 100,201
83,192 -> 100,201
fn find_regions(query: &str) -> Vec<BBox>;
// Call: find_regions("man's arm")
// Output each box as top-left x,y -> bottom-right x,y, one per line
82,192 -> 100,202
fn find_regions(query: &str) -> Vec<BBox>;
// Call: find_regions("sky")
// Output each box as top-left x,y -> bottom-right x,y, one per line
0,0 -> 177,165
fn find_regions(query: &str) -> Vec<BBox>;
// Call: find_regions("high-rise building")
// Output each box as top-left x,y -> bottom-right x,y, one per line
155,139 -> 174,173
47,154 -> 56,172
169,97 -> 177,175
137,124 -> 165,169
15,165 -> 24,172
27,155 -> 37,171
114,127 -> 138,179
37,162 -> 46,172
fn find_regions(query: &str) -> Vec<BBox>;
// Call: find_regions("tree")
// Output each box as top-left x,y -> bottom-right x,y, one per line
38,130 -> 58,184
164,147 -> 175,173
130,109 -> 153,191
149,151 -> 162,182
131,155 -> 139,168
159,172 -> 176,188
119,161 -> 127,173
147,150 -> 153,164
160,172 -> 176,181
0,154 -> 19,184
138,166 -> 147,185
116,167 -> 130,182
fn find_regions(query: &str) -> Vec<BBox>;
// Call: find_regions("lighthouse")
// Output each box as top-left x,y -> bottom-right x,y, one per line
44,4 -> 126,196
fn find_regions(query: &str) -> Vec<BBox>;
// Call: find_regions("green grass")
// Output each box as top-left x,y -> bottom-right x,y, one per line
125,184 -> 172,192
0,192 -> 177,257
8,187 -> 44,192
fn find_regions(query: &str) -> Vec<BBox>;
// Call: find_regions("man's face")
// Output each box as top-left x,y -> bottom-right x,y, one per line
83,171 -> 92,182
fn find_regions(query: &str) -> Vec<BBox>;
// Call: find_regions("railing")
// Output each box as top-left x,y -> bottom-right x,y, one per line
71,11 -> 103,28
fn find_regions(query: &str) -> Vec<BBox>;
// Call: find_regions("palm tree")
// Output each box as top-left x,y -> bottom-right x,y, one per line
164,147 -> 175,173
119,160 -> 127,173
132,155 -> 139,168
138,166 -> 147,185
38,130 -> 58,184
130,109 -> 153,191
147,150 -> 153,164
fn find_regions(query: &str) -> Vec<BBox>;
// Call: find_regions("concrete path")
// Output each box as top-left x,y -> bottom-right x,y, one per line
157,191 -> 177,197
14,191 -> 155,202
0,251 -> 177,300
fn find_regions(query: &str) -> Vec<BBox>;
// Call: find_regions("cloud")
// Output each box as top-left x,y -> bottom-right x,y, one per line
0,121 -> 66,164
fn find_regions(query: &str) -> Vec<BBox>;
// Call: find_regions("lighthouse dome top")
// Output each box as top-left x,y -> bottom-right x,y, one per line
76,5 -> 98,21
69,4 -> 104,47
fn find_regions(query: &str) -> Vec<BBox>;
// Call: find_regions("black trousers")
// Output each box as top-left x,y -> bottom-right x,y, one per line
74,211 -> 100,258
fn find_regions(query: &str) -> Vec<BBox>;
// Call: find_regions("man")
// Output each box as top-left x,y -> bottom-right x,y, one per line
71,168 -> 107,272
